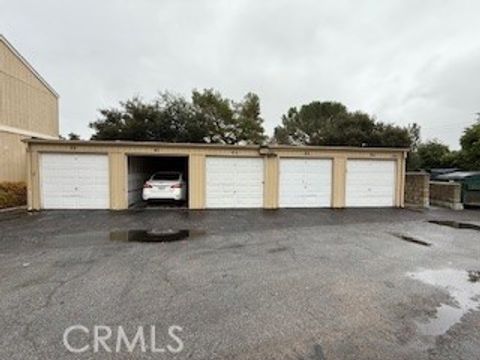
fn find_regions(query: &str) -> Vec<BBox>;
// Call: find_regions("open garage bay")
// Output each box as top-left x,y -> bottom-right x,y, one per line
127,155 -> 188,208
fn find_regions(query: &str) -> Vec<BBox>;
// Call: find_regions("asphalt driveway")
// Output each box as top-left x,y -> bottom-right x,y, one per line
1,208 -> 479,359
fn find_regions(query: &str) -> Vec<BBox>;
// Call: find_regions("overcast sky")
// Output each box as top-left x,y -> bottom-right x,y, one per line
2,0 -> 479,148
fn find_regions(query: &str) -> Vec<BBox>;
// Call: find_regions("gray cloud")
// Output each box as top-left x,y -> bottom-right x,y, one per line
2,0 -> 479,148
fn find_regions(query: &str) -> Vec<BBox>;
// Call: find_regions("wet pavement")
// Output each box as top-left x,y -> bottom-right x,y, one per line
407,269 -> 480,337
0,207 -> 479,359
428,220 -> 480,231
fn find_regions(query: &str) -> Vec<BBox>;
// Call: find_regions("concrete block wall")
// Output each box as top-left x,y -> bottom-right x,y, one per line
404,172 -> 430,208
430,181 -> 463,210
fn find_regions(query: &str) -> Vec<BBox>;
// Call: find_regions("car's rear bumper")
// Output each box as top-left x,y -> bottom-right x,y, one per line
142,188 -> 185,201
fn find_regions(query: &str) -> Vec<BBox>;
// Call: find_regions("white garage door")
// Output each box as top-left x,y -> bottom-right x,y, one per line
346,160 -> 395,207
40,153 -> 109,209
279,158 -> 332,207
206,157 -> 264,208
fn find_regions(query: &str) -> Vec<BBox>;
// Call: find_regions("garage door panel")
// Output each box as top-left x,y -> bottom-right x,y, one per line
346,160 -> 395,207
206,179 -> 234,187
279,159 -> 332,208
40,154 -> 109,209
206,157 -> 264,208
206,184 -> 234,192
239,192 -> 263,199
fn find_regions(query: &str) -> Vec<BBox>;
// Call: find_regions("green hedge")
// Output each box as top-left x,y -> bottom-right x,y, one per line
0,182 -> 27,209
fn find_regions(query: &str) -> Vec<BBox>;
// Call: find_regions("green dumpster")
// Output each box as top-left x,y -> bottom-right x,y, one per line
436,171 -> 480,207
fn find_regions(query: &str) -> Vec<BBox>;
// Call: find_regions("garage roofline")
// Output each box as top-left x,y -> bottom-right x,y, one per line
23,139 -> 408,153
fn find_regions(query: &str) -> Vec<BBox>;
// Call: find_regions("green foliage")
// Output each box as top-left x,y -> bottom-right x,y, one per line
442,150 -> 462,169
90,95 -> 205,142
406,151 -> 422,171
236,93 -> 267,145
459,120 -> 480,170
191,90 -> 267,145
407,119 -> 480,171
90,90 -> 266,145
0,182 -> 26,209
273,101 -> 411,147
416,140 -> 452,170
407,123 -> 421,151
406,123 -> 422,170
410,118 -> 480,171
191,89 -> 235,144
68,133 -> 80,140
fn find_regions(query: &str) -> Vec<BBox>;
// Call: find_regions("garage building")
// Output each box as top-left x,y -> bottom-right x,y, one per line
25,139 -> 407,210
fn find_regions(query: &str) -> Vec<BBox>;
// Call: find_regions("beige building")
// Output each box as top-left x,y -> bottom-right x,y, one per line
0,35 -> 59,182
25,139 -> 407,211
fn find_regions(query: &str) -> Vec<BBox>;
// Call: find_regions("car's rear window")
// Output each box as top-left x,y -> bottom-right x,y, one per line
152,173 -> 180,181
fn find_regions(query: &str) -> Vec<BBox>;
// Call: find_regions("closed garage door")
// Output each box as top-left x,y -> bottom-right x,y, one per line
279,158 -> 332,207
346,160 -> 395,207
40,153 -> 109,209
206,157 -> 264,208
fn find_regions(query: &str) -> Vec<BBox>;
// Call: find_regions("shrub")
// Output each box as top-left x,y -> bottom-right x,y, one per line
0,182 -> 27,209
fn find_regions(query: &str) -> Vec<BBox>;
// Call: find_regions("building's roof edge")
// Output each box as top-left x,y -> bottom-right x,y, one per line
22,138 -> 409,152
0,34 -> 59,98
269,144 -> 409,152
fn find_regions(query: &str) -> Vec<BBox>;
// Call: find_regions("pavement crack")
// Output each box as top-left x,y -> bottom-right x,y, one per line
17,259 -> 96,356
44,261 -> 96,308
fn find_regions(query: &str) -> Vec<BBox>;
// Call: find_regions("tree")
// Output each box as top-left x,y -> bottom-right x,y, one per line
192,89 -> 266,144
407,123 -> 421,151
153,93 -> 208,143
403,116 -> 480,171
67,133 -> 80,140
90,90 -> 266,144
273,102 -> 349,145
417,140 -> 452,170
459,119 -> 480,170
236,93 -> 267,144
90,97 -> 165,141
406,123 -> 422,170
273,101 -> 411,147
191,89 -> 236,144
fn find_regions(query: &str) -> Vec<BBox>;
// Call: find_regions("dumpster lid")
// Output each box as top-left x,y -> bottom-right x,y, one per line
436,171 -> 480,181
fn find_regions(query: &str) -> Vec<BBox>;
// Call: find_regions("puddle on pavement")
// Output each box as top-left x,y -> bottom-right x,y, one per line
391,233 -> 431,246
407,268 -> 480,336
428,220 -> 480,231
109,229 -> 205,243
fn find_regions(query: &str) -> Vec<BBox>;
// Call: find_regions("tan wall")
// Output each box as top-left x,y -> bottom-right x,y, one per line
0,131 -> 28,182
263,155 -> 279,209
404,172 -> 430,208
0,39 -> 59,183
0,41 -> 59,136
189,154 -> 205,209
430,181 -> 463,210
25,141 -> 407,211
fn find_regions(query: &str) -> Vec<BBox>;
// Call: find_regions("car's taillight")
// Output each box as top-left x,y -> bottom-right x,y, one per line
144,182 -> 153,188
170,183 -> 182,189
